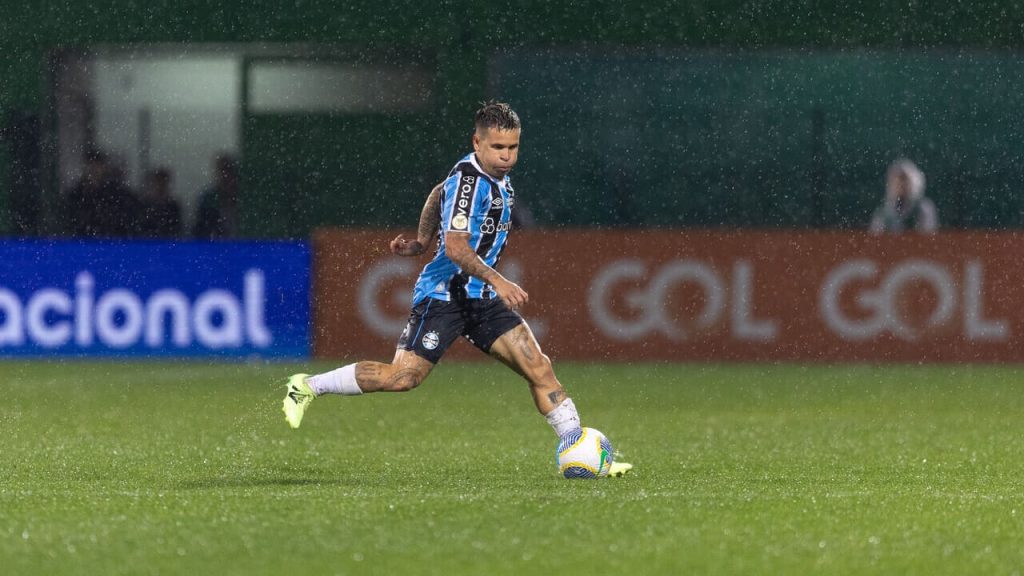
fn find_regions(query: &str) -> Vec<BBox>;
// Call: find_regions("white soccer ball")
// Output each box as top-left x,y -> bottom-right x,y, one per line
556,427 -> 613,479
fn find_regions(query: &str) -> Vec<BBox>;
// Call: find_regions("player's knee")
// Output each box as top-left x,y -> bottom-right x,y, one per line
526,353 -> 556,386
388,367 -> 425,392
539,352 -> 554,374
393,374 -> 421,392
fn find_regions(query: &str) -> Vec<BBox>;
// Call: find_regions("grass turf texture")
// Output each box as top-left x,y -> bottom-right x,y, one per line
3,362 -> 1024,575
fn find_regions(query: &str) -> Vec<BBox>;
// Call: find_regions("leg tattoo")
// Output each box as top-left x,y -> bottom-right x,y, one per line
547,389 -> 565,405
385,368 -> 422,391
516,330 -> 536,362
355,362 -> 385,385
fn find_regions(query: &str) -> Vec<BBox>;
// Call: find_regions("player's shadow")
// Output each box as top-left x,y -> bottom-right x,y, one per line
177,467 -> 360,489
178,477 -> 335,489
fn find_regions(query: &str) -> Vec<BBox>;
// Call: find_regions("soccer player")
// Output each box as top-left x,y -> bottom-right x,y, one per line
282,101 -> 630,477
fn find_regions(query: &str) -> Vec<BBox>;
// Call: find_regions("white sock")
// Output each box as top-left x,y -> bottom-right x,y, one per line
307,364 -> 362,396
545,398 -> 582,437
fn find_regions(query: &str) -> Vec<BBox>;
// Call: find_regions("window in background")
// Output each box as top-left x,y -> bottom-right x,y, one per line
52,48 -> 242,231
247,60 -> 433,114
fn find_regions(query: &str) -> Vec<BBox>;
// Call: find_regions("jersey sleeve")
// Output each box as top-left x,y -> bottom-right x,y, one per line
441,171 -> 485,234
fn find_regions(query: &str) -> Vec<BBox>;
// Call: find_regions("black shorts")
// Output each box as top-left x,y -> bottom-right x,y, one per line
396,296 -> 524,364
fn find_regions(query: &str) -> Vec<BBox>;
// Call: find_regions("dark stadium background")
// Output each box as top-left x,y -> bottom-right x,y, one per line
3,1 -> 1024,236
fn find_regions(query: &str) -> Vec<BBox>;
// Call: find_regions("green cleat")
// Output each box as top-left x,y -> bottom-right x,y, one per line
608,462 -> 633,478
282,373 -> 314,429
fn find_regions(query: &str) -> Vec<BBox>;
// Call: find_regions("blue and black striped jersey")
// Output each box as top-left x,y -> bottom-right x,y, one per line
412,153 -> 515,304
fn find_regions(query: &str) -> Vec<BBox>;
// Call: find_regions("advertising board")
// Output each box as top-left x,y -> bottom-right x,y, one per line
0,240 -> 309,358
314,230 -> 1021,362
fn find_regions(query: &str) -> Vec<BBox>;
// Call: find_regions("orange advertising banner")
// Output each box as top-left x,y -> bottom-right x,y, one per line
314,230 -> 1024,362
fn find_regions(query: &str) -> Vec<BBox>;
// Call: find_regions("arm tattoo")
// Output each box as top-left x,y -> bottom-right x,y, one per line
448,236 -> 499,282
417,185 -> 443,245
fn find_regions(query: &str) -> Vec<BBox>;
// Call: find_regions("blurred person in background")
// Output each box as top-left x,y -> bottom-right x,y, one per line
139,167 -> 182,238
61,149 -> 143,238
192,153 -> 240,239
869,158 -> 938,234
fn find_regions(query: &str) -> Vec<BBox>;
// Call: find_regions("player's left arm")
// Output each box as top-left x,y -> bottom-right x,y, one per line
390,181 -> 444,256
445,231 -> 528,310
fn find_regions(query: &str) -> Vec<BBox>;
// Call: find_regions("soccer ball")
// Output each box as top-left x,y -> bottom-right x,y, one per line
556,427 -> 613,479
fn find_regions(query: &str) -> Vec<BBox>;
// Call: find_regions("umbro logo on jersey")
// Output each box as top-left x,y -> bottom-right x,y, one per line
491,197 -> 504,208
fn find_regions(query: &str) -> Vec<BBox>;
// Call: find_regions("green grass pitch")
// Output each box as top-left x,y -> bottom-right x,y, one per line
3,361 -> 1024,575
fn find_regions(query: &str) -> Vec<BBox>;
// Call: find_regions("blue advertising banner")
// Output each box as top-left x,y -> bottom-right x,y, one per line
0,240 -> 309,358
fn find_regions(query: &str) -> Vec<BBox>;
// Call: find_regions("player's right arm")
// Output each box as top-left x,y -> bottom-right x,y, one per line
444,231 -> 528,310
390,181 -> 444,256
